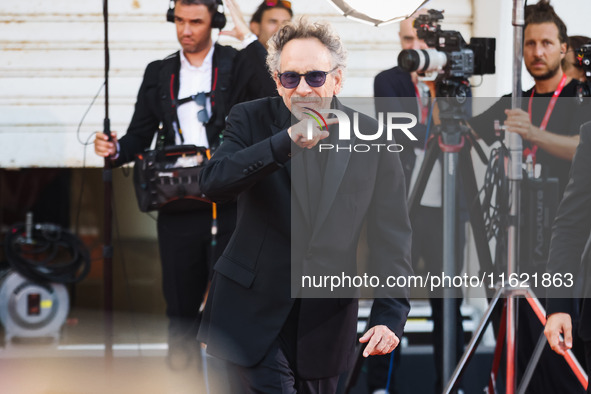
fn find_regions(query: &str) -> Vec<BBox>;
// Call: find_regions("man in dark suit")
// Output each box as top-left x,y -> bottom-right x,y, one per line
93,0 -> 237,370
545,121 -> 591,393
198,19 -> 413,394
223,0 -> 293,107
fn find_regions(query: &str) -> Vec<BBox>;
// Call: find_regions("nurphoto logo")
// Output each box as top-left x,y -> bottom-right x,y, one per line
303,108 -> 418,153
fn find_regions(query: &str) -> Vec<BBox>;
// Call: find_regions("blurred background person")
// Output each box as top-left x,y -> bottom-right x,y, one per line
562,35 -> 591,82
222,0 -> 293,106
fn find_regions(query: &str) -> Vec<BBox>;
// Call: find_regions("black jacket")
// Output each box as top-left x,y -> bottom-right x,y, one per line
115,44 -> 237,166
229,40 -> 278,107
547,122 -> 591,340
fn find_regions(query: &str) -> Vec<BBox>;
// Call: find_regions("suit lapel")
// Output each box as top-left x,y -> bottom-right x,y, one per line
270,99 -> 312,227
312,99 -> 352,236
158,52 -> 181,145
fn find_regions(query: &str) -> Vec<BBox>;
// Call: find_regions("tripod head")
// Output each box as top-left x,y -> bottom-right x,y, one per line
433,75 -> 473,147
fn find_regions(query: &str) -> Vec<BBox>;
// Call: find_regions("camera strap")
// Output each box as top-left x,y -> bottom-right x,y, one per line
525,72 -> 568,164
167,72 -> 185,145
414,82 -> 430,124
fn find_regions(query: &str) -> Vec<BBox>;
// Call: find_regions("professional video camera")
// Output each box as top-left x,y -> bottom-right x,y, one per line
397,9 -> 496,79
575,42 -> 591,98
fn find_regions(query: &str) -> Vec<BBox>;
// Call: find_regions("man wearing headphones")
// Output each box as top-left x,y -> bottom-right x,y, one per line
94,0 -> 242,371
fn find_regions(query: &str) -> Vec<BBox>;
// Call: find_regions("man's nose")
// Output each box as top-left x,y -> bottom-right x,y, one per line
534,43 -> 545,57
295,76 -> 313,95
182,23 -> 192,36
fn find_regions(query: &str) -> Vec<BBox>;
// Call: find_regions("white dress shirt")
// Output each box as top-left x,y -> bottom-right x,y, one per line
176,45 -> 214,148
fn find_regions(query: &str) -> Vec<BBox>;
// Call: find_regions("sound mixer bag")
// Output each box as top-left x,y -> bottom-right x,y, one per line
133,145 -> 211,212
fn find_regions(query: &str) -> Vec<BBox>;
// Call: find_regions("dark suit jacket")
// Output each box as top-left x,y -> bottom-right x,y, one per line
229,40 -> 278,108
114,44 -> 237,166
197,96 -> 413,379
547,121 -> 591,340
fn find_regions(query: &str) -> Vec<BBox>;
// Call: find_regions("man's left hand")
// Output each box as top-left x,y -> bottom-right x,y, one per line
359,325 -> 400,357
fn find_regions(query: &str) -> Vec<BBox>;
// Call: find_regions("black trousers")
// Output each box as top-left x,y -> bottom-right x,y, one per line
157,204 -> 236,342
210,300 -> 340,394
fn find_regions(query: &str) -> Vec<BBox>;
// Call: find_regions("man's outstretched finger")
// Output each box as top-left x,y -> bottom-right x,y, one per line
563,324 -> 573,350
363,334 -> 383,357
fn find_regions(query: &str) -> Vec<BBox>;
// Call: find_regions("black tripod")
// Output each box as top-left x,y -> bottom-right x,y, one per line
407,77 -> 496,391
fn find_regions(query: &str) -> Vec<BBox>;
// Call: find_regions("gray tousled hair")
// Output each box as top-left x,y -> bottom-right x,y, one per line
266,18 -> 347,77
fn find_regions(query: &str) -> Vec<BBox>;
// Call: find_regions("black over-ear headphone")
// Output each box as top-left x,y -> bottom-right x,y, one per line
167,0 -> 227,29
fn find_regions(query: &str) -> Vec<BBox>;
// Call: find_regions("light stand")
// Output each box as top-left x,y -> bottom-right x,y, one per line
504,2 -> 525,391
439,3 -> 526,392
101,0 -> 114,365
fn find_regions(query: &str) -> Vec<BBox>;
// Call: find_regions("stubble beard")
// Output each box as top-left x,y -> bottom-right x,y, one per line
529,60 -> 561,81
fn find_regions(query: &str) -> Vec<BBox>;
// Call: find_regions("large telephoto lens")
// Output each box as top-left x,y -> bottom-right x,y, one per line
398,49 -> 447,73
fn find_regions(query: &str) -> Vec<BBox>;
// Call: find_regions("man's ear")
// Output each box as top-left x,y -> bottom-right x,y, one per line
560,42 -> 568,58
250,22 -> 260,36
333,69 -> 343,95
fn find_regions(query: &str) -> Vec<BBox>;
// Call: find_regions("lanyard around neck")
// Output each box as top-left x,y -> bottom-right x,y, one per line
524,73 -> 568,164
528,73 -> 568,131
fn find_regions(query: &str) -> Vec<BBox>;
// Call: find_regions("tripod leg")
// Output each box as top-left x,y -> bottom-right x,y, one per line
408,136 -> 441,217
488,301 -> 507,394
523,292 -> 589,390
516,332 -> 546,394
444,287 -> 504,394
458,147 -> 494,292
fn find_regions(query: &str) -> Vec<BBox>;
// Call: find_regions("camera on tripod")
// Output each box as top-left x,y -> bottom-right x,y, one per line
397,9 -> 496,79
575,42 -> 591,98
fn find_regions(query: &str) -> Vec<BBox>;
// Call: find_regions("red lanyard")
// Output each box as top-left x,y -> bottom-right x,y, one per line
414,83 -> 429,125
525,73 -> 568,160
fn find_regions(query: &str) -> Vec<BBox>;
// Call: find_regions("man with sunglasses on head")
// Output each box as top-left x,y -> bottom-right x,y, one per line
93,0 -> 251,372
221,0 -> 293,106
197,19 -> 413,394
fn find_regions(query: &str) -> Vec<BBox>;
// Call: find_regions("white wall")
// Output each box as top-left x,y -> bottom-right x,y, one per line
1,0 -> 589,168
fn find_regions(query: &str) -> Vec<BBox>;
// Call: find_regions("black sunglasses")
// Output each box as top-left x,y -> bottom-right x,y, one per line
278,68 -> 337,89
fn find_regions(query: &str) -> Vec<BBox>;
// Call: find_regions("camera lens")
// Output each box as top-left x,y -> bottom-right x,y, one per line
398,49 -> 448,74
398,50 -> 422,72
